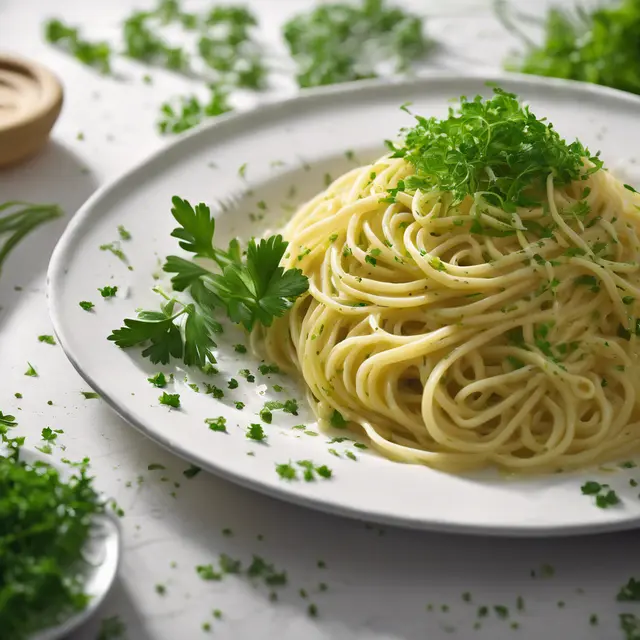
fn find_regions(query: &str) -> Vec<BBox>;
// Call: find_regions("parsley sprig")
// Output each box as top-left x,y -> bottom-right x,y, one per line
108,197 -> 308,366
388,87 -> 602,214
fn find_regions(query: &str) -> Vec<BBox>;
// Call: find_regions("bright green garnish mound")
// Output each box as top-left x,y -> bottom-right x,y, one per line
388,87 -> 602,212
0,434 -> 103,640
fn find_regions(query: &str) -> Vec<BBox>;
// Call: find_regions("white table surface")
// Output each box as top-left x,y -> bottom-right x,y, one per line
2,1 -> 639,639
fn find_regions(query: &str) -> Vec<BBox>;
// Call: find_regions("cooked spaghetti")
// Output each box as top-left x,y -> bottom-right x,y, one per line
253,88 -> 640,473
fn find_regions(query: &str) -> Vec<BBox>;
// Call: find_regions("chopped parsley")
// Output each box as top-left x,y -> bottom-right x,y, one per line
239,369 -> 256,382
275,460 -> 333,481
159,392 -> 180,408
259,408 -> 272,424
148,372 -> 167,388
183,465 -> 201,479
98,286 -> 118,298
81,391 -> 100,399
330,410 -> 348,428
228,378 -> 238,389
0,437 -> 103,640
618,578 -> 640,602
24,363 -> 37,377
234,401 -> 245,410
79,301 -> 95,311
247,423 -> 266,441
234,344 -> 247,353
206,416 -> 227,432
37,334 -> 56,345
258,363 -> 279,375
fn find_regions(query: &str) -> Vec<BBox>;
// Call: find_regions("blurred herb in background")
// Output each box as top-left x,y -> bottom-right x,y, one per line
497,0 -> 640,96
44,19 -> 112,74
283,0 -> 429,88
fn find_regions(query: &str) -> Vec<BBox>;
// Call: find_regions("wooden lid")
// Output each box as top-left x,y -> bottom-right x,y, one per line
0,53 -> 63,168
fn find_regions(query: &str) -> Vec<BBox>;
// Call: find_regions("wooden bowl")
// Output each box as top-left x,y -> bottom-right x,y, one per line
0,53 -> 64,168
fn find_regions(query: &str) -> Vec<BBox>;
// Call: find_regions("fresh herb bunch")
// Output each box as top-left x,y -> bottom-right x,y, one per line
0,429 -> 103,640
0,202 -> 63,276
283,0 -> 429,88
44,19 -> 112,73
158,86 -> 231,134
497,0 -> 640,96
108,197 -> 309,366
387,87 -> 602,212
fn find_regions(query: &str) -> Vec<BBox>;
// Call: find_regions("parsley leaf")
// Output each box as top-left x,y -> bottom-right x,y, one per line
159,392 -> 180,408
247,423 -> 266,441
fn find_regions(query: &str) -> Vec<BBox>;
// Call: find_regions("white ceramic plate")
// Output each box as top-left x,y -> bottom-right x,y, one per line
48,73 -> 640,536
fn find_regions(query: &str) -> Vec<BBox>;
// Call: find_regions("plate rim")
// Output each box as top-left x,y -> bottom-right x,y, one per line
47,71 -> 640,537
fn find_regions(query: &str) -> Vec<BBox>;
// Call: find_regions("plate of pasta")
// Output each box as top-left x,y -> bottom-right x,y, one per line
48,73 -> 640,535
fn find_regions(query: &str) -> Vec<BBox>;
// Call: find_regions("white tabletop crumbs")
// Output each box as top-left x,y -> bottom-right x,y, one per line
1,1 -> 639,640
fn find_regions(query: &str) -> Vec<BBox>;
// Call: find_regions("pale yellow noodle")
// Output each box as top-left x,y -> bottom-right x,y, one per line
253,155 -> 640,473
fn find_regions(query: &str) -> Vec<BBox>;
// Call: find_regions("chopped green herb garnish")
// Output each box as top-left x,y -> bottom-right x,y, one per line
196,564 -> 222,581
79,301 -> 94,311
595,489 -> 620,509
98,286 -> 117,298
183,465 -> 201,479
38,334 -> 56,345
100,242 -> 127,263
24,363 -> 37,377
330,410 -> 348,428
234,401 -> 245,410
581,481 -> 602,495
618,578 -> 640,602
206,416 -> 227,432
247,423 -> 266,441
275,462 -> 297,480
148,372 -> 167,388
81,391 -> 100,399
159,392 -> 180,408
0,439 -> 103,640
234,344 -> 247,353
